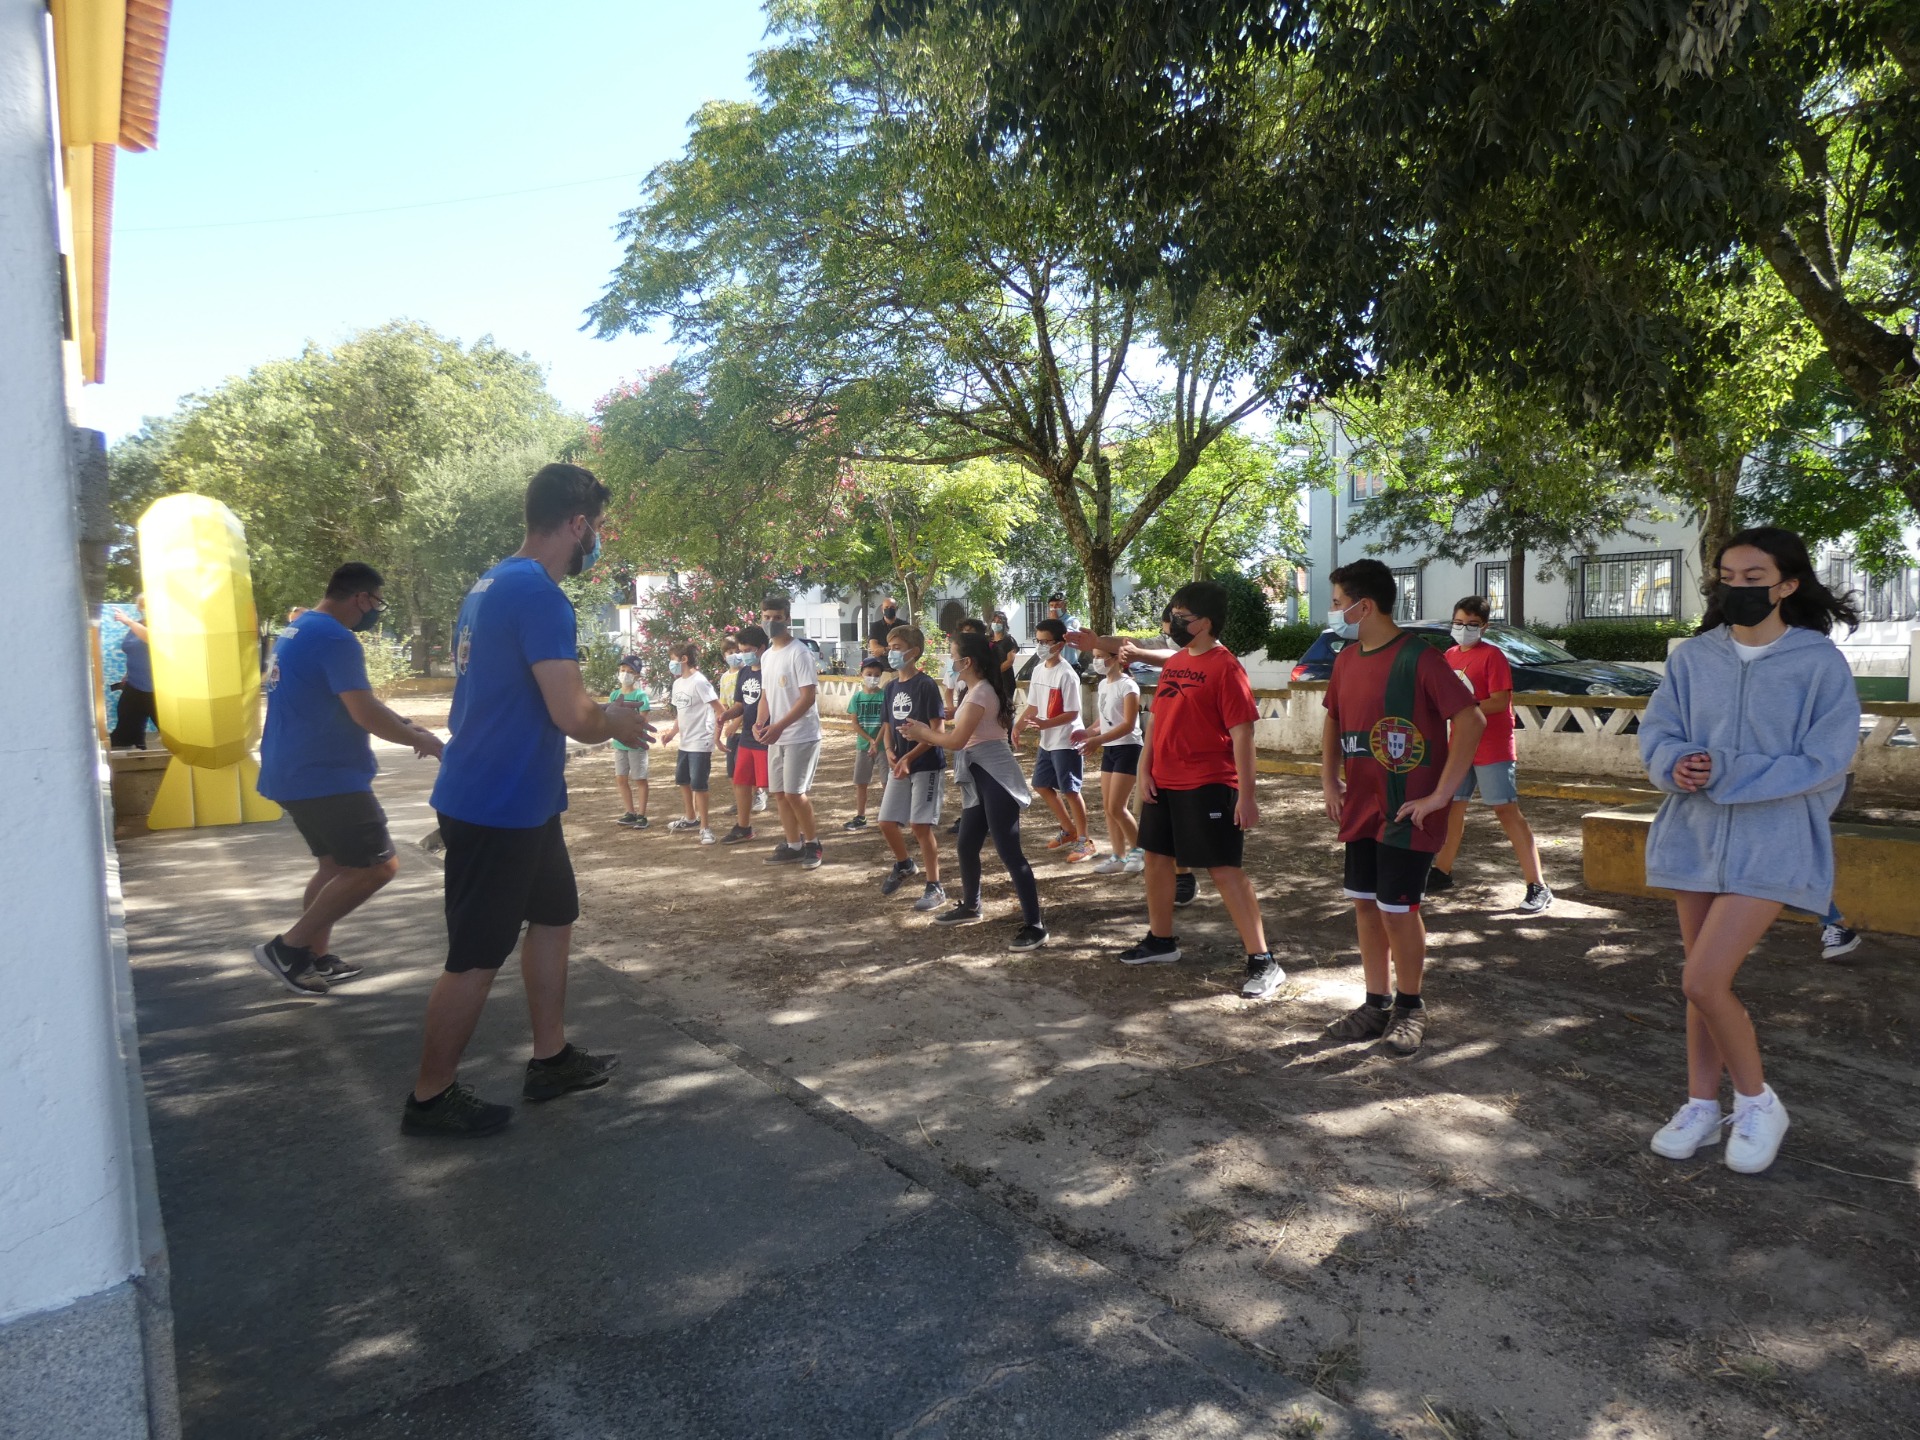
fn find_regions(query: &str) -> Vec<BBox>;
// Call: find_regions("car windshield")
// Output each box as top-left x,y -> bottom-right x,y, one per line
1485,624 -> 1578,664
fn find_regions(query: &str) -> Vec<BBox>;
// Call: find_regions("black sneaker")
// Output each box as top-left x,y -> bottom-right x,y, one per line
1174,872 -> 1199,907
313,953 -> 364,982
1325,1001 -> 1392,1041
630,815 -> 650,830
401,1081 -> 513,1138
1424,867 -> 1454,894
948,818 -> 962,835
523,1045 -> 620,1102
1384,1005 -> 1428,1055
800,840 -> 824,870
615,811 -> 643,828
1239,953 -> 1286,999
933,902 -> 984,926
1519,882 -> 1553,913
1009,923 -> 1049,951
765,842 -> 803,864
843,815 -> 868,831
1118,933 -> 1182,965
880,859 -> 918,896
720,825 -> 756,844
253,936 -> 327,996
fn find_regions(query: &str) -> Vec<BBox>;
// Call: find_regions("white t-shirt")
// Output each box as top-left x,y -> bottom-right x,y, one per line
1027,659 -> 1083,751
760,639 -> 822,745
670,672 -> 719,753
1097,674 -> 1142,745
1733,636 -> 1782,663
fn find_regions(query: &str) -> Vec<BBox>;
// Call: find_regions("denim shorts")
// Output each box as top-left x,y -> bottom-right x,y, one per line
1454,760 -> 1519,805
1032,747 -> 1084,794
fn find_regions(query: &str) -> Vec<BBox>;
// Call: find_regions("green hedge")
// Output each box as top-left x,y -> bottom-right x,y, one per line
1266,621 -> 1325,660
1216,571 -> 1274,656
1530,620 -> 1692,662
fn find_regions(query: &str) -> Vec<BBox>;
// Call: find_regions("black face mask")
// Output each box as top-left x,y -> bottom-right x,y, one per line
1719,584 -> 1780,628
1167,617 -> 1195,646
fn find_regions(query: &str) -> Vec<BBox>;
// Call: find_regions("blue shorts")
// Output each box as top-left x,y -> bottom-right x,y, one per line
1100,744 -> 1141,776
1033,747 -> 1084,794
1454,760 -> 1519,805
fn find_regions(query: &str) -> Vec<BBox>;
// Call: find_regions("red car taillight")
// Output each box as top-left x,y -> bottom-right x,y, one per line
1290,663 -> 1312,681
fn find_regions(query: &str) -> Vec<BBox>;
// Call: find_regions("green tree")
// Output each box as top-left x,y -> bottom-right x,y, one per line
1338,371 -> 1650,624
123,321 -> 567,626
589,2 -> 1288,631
103,417 -> 174,599
876,0 -> 1920,510
1124,426 -> 1318,592
855,457 -> 1041,620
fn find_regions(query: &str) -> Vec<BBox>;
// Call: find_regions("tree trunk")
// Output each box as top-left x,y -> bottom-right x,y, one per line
1507,541 -> 1526,627
1699,474 -> 1738,579
1083,549 -> 1117,634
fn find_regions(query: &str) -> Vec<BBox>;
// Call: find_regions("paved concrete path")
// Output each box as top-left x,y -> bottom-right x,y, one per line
122,751 -> 1379,1440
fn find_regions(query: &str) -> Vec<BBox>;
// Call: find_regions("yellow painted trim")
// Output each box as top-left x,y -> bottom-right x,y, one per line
49,0 -> 128,148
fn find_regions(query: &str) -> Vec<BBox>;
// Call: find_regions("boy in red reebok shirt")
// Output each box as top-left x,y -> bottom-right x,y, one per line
1427,595 -> 1552,911
1113,580 -> 1284,999
1319,560 -> 1484,1054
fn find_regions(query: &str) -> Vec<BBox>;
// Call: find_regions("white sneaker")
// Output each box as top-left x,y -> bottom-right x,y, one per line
1725,1091 -> 1790,1174
1649,1099 -> 1724,1160
699,828 -> 716,845
667,817 -> 698,833
1123,848 -> 1145,875
1092,854 -> 1129,875
754,789 -> 769,813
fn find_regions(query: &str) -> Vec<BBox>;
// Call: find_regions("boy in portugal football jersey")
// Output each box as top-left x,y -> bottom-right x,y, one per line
1319,560 -> 1484,1055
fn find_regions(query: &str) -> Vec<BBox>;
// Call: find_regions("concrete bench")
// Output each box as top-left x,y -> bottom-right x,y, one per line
1582,803 -> 1920,938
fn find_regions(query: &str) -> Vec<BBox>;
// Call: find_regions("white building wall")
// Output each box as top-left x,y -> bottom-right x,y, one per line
0,0 -> 140,1323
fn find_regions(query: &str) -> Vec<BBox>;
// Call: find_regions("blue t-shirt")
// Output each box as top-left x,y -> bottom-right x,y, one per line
258,610 -> 377,802
431,557 -> 578,828
120,628 -> 153,690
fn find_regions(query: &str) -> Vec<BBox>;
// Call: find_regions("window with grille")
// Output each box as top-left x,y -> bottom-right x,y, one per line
1024,595 -> 1045,637
1391,566 -> 1421,623
1349,466 -> 1387,502
1475,563 -> 1509,621
1864,567 -> 1920,621
1580,550 -> 1679,619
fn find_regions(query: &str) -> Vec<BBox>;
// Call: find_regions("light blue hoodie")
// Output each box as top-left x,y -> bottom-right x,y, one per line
1638,625 -> 1859,913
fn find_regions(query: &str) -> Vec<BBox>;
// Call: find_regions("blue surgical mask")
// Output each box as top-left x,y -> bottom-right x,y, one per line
945,661 -> 961,686
1327,601 -> 1363,641
727,651 -> 747,669
570,524 -> 602,576
1450,624 -> 1484,648
886,648 -> 905,670
668,660 -> 684,677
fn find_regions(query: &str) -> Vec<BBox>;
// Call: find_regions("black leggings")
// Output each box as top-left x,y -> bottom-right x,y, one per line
958,768 -> 1042,925
110,686 -> 155,749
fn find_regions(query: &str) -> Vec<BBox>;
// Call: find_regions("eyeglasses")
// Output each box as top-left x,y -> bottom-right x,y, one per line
1169,611 -> 1198,625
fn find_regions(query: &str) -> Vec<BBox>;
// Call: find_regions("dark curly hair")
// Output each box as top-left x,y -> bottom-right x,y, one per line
952,631 -> 1015,732
1699,526 -> 1859,636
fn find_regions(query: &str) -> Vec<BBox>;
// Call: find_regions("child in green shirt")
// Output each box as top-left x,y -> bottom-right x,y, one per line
845,656 -> 888,829
610,655 -> 652,828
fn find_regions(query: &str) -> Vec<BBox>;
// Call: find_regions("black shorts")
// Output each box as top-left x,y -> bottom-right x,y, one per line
1100,744 -> 1141,776
1343,839 -> 1433,913
675,750 -> 713,792
438,812 -> 580,973
1139,784 -> 1243,870
282,791 -> 394,869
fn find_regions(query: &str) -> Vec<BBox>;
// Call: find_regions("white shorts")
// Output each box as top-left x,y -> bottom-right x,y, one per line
879,769 -> 944,827
613,746 -> 649,780
768,739 -> 820,795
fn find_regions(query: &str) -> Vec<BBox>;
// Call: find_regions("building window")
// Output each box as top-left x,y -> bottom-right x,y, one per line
1864,567 -> 1920,622
1580,550 -> 1679,620
1391,566 -> 1421,623
1349,465 -> 1387,503
788,617 -> 809,637
1024,594 -> 1046,637
1824,553 -> 1856,599
840,617 -> 859,643
1475,562 -> 1509,622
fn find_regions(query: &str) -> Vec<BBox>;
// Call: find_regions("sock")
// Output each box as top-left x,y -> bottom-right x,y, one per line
532,1043 -> 574,1068
1248,951 -> 1274,964
1732,1085 -> 1772,1116
1364,992 -> 1392,1010
410,1084 -> 451,1109
1394,991 -> 1424,1010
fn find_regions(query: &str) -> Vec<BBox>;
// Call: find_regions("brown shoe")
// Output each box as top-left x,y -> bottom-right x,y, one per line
1324,1001 -> 1391,1041
1384,1005 -> 1428,1055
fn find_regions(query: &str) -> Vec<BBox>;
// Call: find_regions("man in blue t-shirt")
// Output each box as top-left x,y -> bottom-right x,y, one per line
254,563 -> 444,997
109,595 -> 157,749
404,462 -> 653,1140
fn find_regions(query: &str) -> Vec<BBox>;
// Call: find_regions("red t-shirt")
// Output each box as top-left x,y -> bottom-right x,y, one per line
1323,631 -> 1478,852
1444,641 -> 1516,764
1148,643 -> 1260,790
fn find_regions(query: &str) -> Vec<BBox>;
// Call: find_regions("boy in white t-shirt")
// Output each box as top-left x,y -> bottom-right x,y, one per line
754,591 -> 825,870
1013,617 -> 1093,861
655,641 -> 723,844
1089,649 -> 1144,873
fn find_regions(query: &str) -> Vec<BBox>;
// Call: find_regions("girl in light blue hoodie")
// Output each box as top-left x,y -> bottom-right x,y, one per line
1638,528 -> 1860,1176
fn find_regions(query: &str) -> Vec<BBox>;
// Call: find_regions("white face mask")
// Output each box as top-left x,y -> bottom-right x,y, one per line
863,676 -> 882,690
1327,600 -> 1364,641
1451,624 -> 1484,648
618,672 -> 640,689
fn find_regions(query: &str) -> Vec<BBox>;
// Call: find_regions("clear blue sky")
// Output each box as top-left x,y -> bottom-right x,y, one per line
85,0 -> 771,440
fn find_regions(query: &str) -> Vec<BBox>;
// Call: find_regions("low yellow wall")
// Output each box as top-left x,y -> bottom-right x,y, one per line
1582,805 -> 1920,937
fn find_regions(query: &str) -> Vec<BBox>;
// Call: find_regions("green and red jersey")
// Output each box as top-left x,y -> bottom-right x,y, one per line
1324,631 -> 1477,851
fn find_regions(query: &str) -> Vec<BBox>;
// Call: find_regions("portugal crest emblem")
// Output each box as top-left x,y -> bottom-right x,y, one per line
1368,716 -> 1426,774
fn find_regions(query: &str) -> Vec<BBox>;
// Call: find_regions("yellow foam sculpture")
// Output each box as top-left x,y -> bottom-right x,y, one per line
136,495 -> 282,830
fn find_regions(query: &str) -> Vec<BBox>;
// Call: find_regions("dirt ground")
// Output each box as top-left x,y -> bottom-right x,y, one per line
529,724 -> 1918,1440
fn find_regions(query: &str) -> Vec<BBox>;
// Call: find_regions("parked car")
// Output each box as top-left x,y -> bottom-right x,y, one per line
1287,621 -> 1663,698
